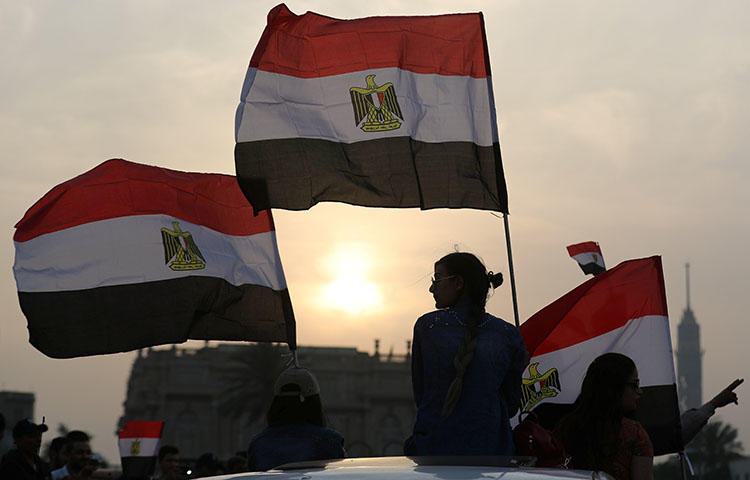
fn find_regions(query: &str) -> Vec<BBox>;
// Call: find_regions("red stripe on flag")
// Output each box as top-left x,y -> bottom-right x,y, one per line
14,159 -> 274,242
566,241 -> 602,257
249,4 -> 491,79
118,421 -> 164,439
521,256 -> 668,356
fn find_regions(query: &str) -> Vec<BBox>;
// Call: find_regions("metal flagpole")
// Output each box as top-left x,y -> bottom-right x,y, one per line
679,450 -> 694,480
500,211 -> 523,427
503,213 -> 521,328
490,211 -> 520,327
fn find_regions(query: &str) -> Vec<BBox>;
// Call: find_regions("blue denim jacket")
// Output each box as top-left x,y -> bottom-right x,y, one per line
247,422 -> 345,471
411,298 -> 526,455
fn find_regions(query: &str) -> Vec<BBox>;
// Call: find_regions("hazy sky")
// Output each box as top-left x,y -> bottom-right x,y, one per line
1,0 -> 748,464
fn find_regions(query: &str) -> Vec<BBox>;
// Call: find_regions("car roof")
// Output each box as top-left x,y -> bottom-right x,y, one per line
210,456 -> 613,480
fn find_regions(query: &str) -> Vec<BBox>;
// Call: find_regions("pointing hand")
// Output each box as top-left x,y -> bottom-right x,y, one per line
709,378 -> 744,409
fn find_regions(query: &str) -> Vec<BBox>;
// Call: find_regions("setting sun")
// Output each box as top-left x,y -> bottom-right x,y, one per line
319,243 -> 383,314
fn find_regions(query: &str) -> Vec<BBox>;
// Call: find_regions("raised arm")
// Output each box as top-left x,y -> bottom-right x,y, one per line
681,378 -> 743,445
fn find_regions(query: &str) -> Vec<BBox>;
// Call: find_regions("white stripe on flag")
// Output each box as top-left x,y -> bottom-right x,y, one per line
571,252 -> 604,268
14,215 -> 287,292
236,67 -> 497,146
118,437 -> 160,458
528,315 -> 674,406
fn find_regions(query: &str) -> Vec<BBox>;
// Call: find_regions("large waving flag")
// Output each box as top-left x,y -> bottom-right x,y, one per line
13,159 -> 295,358
519,256 -> 682,455
235,4 -> 508,214
118,421 -> 164,479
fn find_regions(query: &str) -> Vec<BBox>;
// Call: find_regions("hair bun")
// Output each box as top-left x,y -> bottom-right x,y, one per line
488,271 -> 503,289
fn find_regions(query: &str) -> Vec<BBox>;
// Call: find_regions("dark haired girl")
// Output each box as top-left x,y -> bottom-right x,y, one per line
554,352 -> 653,480
409,252 -> 527,455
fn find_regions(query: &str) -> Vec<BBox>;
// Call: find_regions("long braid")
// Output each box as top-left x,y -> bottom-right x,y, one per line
438,253 -> 503,419
441,303 -> 482,418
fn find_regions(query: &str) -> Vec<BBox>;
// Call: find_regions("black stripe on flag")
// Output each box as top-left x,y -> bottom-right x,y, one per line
580,262 -> 606,276
531,384 -> 683,456
121,456 -> 157,479
235,137 -> 507,214
634,384 -> 683,455
19,278 -> 295,358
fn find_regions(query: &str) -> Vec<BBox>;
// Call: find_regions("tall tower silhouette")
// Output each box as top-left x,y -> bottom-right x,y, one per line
676,263 -> 702,410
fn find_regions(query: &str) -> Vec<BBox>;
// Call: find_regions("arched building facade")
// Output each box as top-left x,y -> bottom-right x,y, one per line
119,343 -> 414,460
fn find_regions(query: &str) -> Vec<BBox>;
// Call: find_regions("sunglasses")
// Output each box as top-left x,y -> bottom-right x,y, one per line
430,275 -> 455,285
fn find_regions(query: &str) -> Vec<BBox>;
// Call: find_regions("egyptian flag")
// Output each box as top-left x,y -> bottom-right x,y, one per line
519,256 -> 683,455
13,159 -> 295,358
235,4 -> 507,214
567,241 -> 606,276
118,421 -> 163,479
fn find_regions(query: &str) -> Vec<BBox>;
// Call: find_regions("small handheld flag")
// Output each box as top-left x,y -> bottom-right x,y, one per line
566,241 -> 606,276
118,421 -> 164,479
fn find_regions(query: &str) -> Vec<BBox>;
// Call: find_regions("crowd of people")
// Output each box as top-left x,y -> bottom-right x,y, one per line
0,251 -> 743,480
0,419 -> 251,479
0,421 -> 101,480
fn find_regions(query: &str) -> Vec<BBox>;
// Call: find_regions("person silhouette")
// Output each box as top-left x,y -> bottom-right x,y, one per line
409,252 -> 526,456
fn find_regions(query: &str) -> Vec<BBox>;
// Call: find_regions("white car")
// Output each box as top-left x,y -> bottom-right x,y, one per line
204,456 -> 615,480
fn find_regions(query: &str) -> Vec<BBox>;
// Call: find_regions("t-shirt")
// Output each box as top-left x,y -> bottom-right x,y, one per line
607,418 -> 654,480
51,464 -> 69,479
554,416 -> 654,480
0,449 -> 51,480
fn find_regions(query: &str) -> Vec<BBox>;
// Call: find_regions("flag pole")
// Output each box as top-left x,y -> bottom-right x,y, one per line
679,451 -> 694,480
503,213 -> 521,328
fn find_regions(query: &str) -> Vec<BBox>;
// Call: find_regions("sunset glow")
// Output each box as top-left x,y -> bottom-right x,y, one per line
4,2 -> 750,464
319,243 -> 382,314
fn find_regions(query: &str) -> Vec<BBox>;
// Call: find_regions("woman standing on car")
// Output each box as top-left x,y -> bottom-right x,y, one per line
554,353 -> 653,480
408,252 -> 527,455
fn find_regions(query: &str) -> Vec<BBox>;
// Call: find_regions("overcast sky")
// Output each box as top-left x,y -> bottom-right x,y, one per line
1,0 -> 748,464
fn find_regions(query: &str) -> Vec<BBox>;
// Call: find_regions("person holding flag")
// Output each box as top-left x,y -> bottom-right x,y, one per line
409,252 -> 526,456
554,353 -> 653,480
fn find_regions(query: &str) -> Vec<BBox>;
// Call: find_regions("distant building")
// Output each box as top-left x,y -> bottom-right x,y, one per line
0,391 -> 36,456
676,263 -> 702,411
119,341 -> 414,460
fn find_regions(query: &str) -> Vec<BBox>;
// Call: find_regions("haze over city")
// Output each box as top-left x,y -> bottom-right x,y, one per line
1,0 -> 748,464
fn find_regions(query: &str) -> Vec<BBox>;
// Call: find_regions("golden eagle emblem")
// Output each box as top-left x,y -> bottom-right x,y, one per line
130,438 -> 141,456
349,74 -> 404,132
521,362 -> 562,412
161,221 -> 206,271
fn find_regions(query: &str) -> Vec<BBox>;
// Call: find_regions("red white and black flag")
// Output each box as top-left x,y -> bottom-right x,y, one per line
235,4 -> 508,214
118,421 -> 163,479
519,256 -> 683,455
567,241 -> 606,276
13,159 -> 295,358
